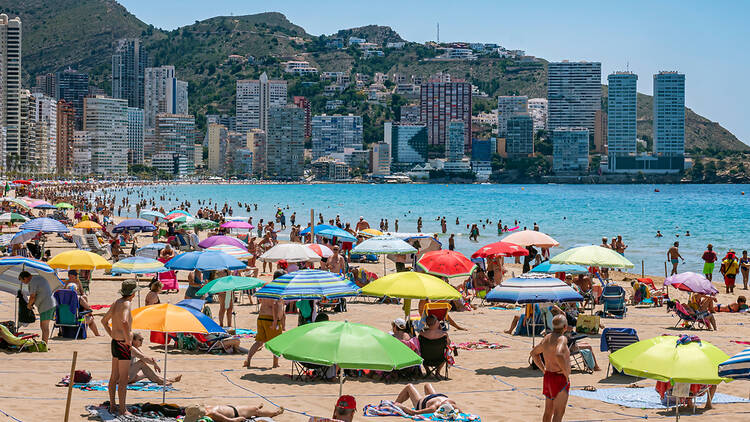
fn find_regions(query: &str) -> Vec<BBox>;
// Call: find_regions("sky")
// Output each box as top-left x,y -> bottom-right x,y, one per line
119,0 -> 750,145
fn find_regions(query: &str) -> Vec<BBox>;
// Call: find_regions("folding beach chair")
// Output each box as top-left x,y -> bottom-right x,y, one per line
158,257 -> 179,293
318,297 -> 347,313
53,289 -> 90,340
670,301 -> 710,330
291,361 -> 337,382
601,328 -> 639,376
568,333 -> 593,374
73,235 -> 91,252
0,323 -> 42,352
637,278 -> 667,306
601,284 -> 627,318
84,234 -> 109,256
418,335 -> 450,380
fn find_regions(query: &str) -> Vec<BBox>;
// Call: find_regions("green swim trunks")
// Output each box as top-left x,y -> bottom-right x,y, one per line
39,308 -> 55,321
703,262 -> 715,275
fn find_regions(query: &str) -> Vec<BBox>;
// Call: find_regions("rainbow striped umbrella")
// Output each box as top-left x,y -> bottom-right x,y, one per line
111,257 -> 168,275
255,269 -> 360,300
166,210 -> 191,219
205,244 -> 253,259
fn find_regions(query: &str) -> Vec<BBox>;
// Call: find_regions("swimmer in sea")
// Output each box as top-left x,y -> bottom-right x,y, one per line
656,231 -> 663,238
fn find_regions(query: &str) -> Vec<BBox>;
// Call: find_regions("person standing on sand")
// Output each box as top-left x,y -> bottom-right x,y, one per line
244,272 -> 285,369
101,280 -> 138,416
325,245 -> 347,274
668,242 -> 683,275
701,244 -> 718,281
530,314 -> 570,422
355,216 -> 369,232
19,270 -> 56,345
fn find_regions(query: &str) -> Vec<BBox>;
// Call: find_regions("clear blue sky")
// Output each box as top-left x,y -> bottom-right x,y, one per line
119,0 -> 749,145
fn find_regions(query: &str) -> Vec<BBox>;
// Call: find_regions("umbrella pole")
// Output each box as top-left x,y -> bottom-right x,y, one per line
339,371 -> 344,396
162,338 -> 168,403
531,306 -> 536,348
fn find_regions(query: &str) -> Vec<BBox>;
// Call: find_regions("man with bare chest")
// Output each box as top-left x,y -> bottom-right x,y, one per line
101,281 -> 138,416
530,315 -> 570,422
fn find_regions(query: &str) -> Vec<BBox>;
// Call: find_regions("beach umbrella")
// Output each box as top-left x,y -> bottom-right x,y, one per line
132,303 -> 225,401
417,250 -> 477,278
485,274 -> 584,304
112,218 -> 157,233
111,257 -> 167,275
196,275 -> 265,296
471,241 -> 529,258
306,244 -> 333,258
0,198 -> 29,208
168,215 -> 192,223
0,256 -> 63,295
664,272 -> 719,295
12,180 -> 31,185
198,235 -> 247,250
32,203 -> 56,210
300,224 -> 337,235
20,217 -> 69,233
259,243 -> 322,263
179,218 -> 218,230
48,250 -> 112,270
316,227 -> 357,242
54,202 -> 74,209
359,228 -> 383,238
255,269 -> 360,301
205,244 -> 253,260
718,347 -> 750,380
353,235 -> 417,274
165,210 -> 191,219
550,245 -> 634,269
361,271 -> 461,304
0,213 -> 29,223
220,221 -> 254,230
530,262 -> 590,275
266,321 -> 422,395
139,210 -> 166,221
9,229 -> 38,245
610,335 -> 730,384
0,233 -> 13,247
135,242 -> 169,259
501,230 -> 559,248
73,220 -> 102,229
165,251 -> 246,271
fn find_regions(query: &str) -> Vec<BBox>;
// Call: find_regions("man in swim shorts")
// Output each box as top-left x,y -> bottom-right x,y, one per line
531,314 -> 570,422
702,244 -> 718,281
668,242 -> 683,276
243,296 -> 284,369
101,280 -> 138,416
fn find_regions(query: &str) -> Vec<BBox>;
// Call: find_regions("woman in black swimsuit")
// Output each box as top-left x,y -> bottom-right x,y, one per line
394,383 -> 461,416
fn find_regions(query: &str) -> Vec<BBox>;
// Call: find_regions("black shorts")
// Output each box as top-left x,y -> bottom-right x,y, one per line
111,339 -> 132,360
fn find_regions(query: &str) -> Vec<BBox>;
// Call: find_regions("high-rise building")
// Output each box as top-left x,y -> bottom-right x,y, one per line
33,93 -> 57,174
548,61 -> 601,132
247,129 -> 266,177
384,122 -> 428,167
72,130 -> 91,176
527,98 -> 548,132
371,142 -> 391,176
56,100 -> 75,174
84,96 -> 129,175
593,110 -> 608,154
127,107 -> 144,165
311,114 -> 363,159
420,79 -> 472,152
1,14 -> 22,171
266,105 -> 304,180
497,96 -> 528,136
292,96 -> 311,138
206,114 -> 236,132
112,38 -> 148,108
553,127 -> 589,172
207,123 -> 228,174
236,72 -> 287,133
607,72 -> 637,160
653,71 -> 685,156
446,120 -> 465,162
505,114 -> 534,157
155,114 -> 196,173
17,90 -> 35,172
35,73 -> 56,98
400,105 -> 420,123
56,69 -> 89,130
144,66 -> 185,128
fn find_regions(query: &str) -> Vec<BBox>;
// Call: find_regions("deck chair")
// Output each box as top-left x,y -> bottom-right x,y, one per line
418,335 -> 450,380
670,301 -> 710,330
637,278 -> 667,306
83,234 -> 109,255
601,328 -> 639,376
175,234 -> 191,251
291,361 -> 337,381
73,235 -> 90,252
602,284 -> 627,318
318,297 -> 347,313
53,289 -> 90,340
568,333 -> 593,374
158,258 -> 179,293
0,323 -> 42,352
659,381 -> 712,418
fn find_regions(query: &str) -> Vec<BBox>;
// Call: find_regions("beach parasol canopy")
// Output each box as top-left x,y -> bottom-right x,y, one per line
20,217 -> 69,233
195,276 -> 265,296
135,242 -> 169,259
139,210 -> 166,220
664,272 -> 719,295
198,235 -> 247,250
719,347 -> 750,380
306,243 -> 333,258
73,220 -> 102,229
316,226 -> 357,242
472,241 -> 529,259
359,228 -> 383,238
111,257 -> 168,275
300,224 -> 337,235
352,235 -> 417,255
530,262 -> 590,275
485,274 -> 584,304
259,243 -> 322,263
0,213 -> 29,223
220,221 -> 254,229
165,251 -> 246,271
501,230 -> 559,248
417,250 -> 476,278
12,180 -> 31,185
112,218 -> 157,233
0,256 -> 63,295
609,335 -> 730,384
0,198 -> 30,209
54,202 -> 74,209
550,245 -> 634,269
9,230 -> 38,245
33,202 -> 56,210
205,244 -> 252,260
254,269 -> 360,301
165,210 -> 192,219
179,218 -> 218,230
48,250 -> 112,270
360,272 -> 461,300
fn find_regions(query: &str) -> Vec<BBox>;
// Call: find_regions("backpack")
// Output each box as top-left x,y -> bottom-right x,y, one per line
73,370 -> 92,383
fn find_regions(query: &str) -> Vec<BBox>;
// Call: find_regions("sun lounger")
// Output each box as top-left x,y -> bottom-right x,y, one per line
600,327 -> 639,376
84,234 -> 109,255
0,323 -> 43,352
602,284 -> 627,318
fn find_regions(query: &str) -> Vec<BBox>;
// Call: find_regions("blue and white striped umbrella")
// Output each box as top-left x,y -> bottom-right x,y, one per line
254,269 -> 360,301
719,347 -> 750,379
316,227 -> 357,242
0,256 -> 63,295
352,235 -> 417,255
485,274 -> 584,304
20,217 -> 69,233
140,210 -> 166,220
111,257 -> 168,275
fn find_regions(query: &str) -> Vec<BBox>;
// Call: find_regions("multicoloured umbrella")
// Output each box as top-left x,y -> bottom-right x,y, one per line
306,243 -> 333,258
472,241 -> 529,258
360,272 -> 461,300
205,244 -> 252,260
168,215 -> 192,223
0,213 -> 29,223
20,217 -> 69,233
550,245 -> 634,269
485,274 -> 584,304
417,250 -> 476,278
0,198 -> 29,208
359,228 -> 383,238
259,243 -> 322,263
719,347 -> 750,380
0,256 -> 63,295
255,269 -> 359,300
530,262 -> 590,275
165,251 -> 246,271
502,230 -> 559,248
111,257 -> 168,275
165,210 -> 191,219
220,221 -> 254,229
198,235 -> 247,250
664,272 -> 719,295
112,218 -> 157,233
73,220 -> 102,229
48,250 -> 112,270
196,275 -> 265,296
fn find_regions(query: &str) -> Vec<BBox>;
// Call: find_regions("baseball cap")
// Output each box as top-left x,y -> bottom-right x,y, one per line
277,259 -> 288,269
336,395 -> 356,410
393,318 -> 406,330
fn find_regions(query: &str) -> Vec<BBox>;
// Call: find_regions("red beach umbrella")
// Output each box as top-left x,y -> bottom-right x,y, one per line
12,180 -> 31,185
471,241 -> 529,259
418,250 -> 477,278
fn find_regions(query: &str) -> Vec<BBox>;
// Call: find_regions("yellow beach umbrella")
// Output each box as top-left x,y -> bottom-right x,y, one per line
73,220 -> 102,229
360,228 -> 383,237
48,250 -> 112,270
361,272 -> 461,300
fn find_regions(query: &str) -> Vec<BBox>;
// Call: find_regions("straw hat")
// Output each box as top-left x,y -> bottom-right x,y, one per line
184,405 -> 206,422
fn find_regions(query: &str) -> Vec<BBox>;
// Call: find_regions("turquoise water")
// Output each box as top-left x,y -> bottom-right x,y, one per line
107,183 -> 750,276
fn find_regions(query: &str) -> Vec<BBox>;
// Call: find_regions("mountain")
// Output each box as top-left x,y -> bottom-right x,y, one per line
2,1 -> 746,151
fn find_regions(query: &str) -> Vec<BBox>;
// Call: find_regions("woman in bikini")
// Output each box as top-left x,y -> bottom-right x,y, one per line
184,403 -> 283,422
393,383 -> 461,416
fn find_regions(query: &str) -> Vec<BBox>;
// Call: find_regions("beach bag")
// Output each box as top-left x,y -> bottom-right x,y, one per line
17,292 -> 36,324
576,315 -> 600,335
74,370 -> 92,384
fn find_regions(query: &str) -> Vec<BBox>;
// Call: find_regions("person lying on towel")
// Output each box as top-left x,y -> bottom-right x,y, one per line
185,403 -> 284,422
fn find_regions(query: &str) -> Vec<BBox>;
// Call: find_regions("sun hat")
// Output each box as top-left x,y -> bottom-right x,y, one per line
119,279 -> 140,297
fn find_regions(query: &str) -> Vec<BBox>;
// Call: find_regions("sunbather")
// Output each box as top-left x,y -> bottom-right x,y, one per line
128,333 -> 182,385
184,402 -> 283,422
393,383 -> 461,416
716,295 -> 748,312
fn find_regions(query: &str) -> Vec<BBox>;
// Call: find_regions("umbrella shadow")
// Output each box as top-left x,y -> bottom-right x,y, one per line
475,365 -> 539,378
239,372 -> 302,386
597,372 -> 644,385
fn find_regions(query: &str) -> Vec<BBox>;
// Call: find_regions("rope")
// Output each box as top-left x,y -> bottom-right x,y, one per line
218,369 -> 310,417
0,407 -> 23,422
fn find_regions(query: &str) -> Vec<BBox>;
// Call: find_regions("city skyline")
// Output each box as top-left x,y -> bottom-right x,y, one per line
118,0 -> 750,146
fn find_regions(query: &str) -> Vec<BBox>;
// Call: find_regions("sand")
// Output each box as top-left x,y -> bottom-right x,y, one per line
2,231 -> 750,421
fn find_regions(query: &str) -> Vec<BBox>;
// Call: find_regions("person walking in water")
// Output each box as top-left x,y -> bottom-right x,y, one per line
667,242 -> 683,275
701,244 -> 718,281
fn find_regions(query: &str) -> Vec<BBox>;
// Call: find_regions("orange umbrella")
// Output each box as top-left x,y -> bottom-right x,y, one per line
501,230 -> 559,248
73,220 -> 102,229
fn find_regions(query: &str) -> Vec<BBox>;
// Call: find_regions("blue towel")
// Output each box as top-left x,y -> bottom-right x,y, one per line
570,387 -> 749,409
234,328 -> 256,336
72,380 -> 176,392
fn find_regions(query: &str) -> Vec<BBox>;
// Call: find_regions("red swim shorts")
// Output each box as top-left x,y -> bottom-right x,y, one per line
543,371 -> 570,399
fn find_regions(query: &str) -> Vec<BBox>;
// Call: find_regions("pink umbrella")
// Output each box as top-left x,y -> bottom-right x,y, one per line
220,221 -> 254,229
198,235 -> 247,250
306,243 -> 333,258
664,272 -> 719,295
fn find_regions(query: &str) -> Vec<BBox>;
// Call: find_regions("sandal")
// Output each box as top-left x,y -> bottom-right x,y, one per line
583,385 -> 597,392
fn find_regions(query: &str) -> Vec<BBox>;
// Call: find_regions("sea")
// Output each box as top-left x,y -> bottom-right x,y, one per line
106,183 -> 750,277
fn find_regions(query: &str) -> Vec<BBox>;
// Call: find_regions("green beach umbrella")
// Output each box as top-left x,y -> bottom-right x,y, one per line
609,335 -> 730,384
179,218 -> 218,230
196,275 -> 265,296
0,212 -> 29,223
54,202 -> 74,209
550,245 -> 634,268
266,321 -> 422,394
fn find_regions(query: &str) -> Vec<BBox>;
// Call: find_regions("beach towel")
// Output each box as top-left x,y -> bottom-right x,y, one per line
58,378 -> 176,392
234,328 -> 257,338
85,404 -> 181,421
90,304 -> 111,310
454,340 -> 508,351
488,306 -> 522,311
363,400 -> 481,421
570,387 -> 750,409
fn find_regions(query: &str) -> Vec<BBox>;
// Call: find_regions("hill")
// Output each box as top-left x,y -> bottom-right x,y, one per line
333,25 -> 405,44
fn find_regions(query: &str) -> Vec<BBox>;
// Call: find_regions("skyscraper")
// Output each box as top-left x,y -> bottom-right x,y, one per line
35,73 -> 56,98
266,105 -> 304,180
236,72 -> 287,133
33,93 -> 57,174
653,71 -> 685,156
505,114 -> 534,157
247,129 -> 266,177
311,114 -> 363,159
127,107 -> 144,166
84,96 -> 129,175
293,96 -> 311,138
56,69 -> 89,130
1,14 -> 22,171
419,78 -> 472,153
607,72 -> 638,161
207,123 -> 228,174
497,96 -> 528,136
548,61 -> 601,132
446,120 -> 465,162
155,114 -> 196,173
56,100 -> 75,174
527,98 -> 548,132
112,38 -> 148,108
144,65 -> 174,128
384,122 -> 428,167
553,127 -> 590,172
